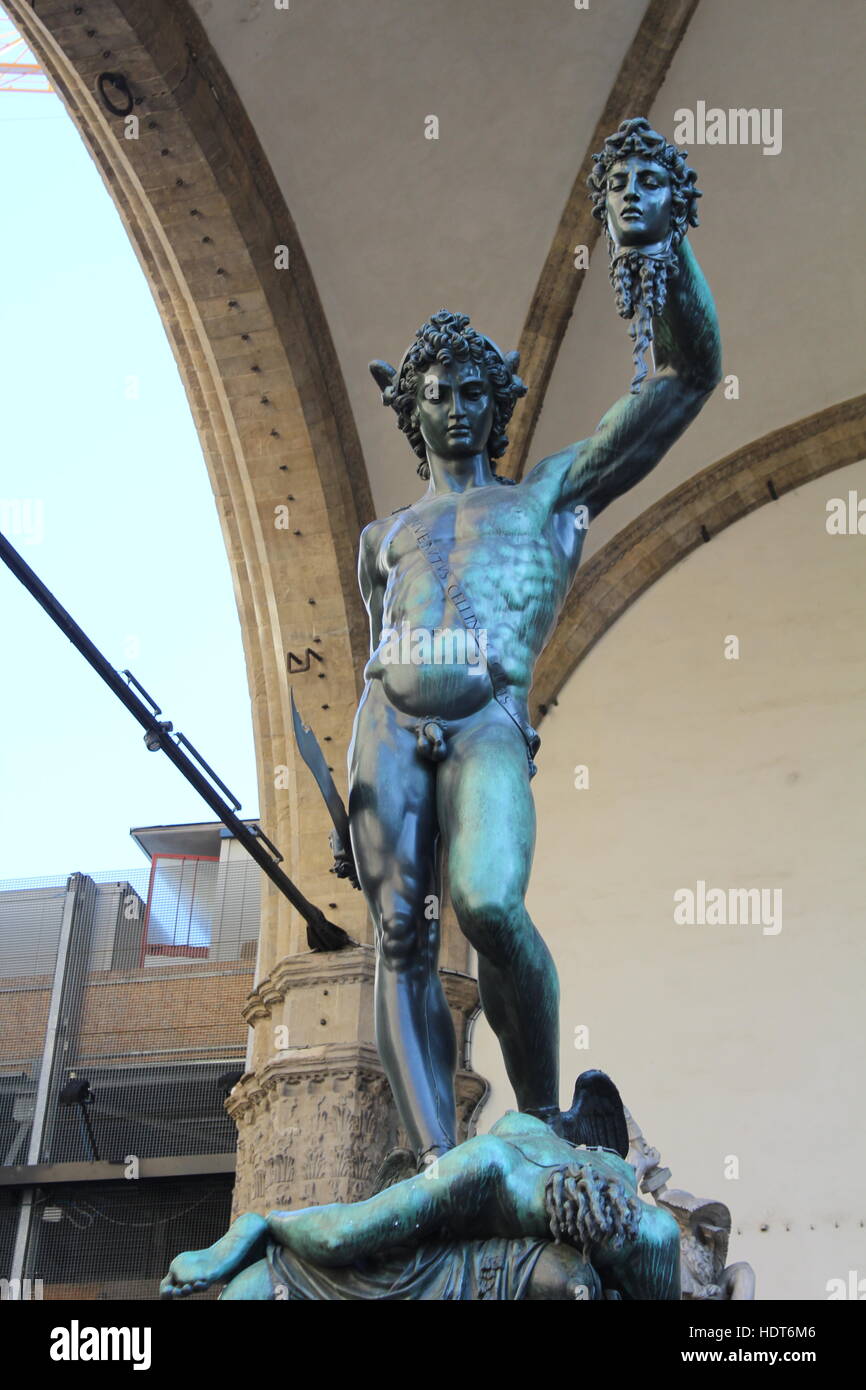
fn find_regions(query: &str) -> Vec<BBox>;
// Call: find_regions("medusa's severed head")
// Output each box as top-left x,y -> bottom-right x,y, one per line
587,117 -> 702,392
588,116 -> 701,251
369,310 -> 527,481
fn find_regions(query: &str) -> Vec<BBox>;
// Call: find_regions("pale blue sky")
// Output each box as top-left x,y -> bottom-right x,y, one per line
0,84 -> 259,880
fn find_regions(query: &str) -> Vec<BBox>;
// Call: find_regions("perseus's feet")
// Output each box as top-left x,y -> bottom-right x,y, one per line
523,1104 -> 565,1137
417,1142 -> 456,1175
371,1142 -> 457,1190
369,1147 -> 417,1195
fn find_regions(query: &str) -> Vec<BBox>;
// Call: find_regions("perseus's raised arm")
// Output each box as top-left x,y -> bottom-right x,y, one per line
551,238 -> 720,519
537,117 -> 721,520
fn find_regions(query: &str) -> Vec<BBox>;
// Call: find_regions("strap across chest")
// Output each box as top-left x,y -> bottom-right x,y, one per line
400,505 -> 540,778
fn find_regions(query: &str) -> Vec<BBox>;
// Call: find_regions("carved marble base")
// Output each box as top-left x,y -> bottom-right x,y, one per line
228,1047 -> 485,1213
227,946 -> 487,1215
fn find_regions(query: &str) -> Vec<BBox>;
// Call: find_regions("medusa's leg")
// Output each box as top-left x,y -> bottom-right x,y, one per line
219,1260 -> 274,1300
266,1134 -> 516,1268
160,1213 -> 268,1298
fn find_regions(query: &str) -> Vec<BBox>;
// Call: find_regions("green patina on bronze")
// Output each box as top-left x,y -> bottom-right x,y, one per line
161,1103 -> 680,1301
348,118 -> 720,1163
164,119 -> 721,1300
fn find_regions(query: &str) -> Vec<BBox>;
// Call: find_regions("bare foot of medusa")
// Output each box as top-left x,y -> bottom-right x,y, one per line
159,1248 -> 223,1298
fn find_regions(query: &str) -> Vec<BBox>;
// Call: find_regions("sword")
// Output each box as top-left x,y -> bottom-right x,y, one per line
290,690 -> 360,890
0,527 -> 354,953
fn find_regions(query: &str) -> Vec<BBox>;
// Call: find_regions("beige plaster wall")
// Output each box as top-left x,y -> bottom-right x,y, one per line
473,458 -> 866,1300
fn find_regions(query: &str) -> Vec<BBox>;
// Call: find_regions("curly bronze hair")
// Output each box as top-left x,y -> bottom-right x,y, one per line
544,1162 -> 641,1261
373,309 -> 526,481
587,116 -> 701,245
587,117 -> 702,393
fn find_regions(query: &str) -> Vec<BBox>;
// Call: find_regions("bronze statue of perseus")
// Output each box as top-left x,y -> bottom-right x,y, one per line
334,117 -> 721,1166
161,116 -> 723,1304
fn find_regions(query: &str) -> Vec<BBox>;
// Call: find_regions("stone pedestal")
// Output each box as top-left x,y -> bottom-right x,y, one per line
227,945 -> 487,1214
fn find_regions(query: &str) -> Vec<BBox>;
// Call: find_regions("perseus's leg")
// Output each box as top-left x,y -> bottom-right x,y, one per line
265,1133 -> 513,1269
441,711 -> 560,1115
348,685 -> 456,1158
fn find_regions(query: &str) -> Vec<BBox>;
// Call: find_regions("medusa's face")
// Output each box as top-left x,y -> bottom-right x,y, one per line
605,156 -> 673,250
414,359 -> 494,461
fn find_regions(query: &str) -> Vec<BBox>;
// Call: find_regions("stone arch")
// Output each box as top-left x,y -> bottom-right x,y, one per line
7,0 -> 374,960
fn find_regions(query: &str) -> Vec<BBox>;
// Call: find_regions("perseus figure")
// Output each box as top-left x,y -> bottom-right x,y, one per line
346,117 -> 720,1166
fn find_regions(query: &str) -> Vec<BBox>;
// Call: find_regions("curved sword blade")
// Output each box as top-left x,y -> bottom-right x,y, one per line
290,689 -> 350,849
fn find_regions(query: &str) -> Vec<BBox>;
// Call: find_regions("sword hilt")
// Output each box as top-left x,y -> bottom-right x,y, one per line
330,829 -> 361,891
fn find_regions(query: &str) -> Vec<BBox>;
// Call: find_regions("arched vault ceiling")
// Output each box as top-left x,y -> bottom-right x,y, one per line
191,0 -> 865,529
533,0 -> 866,560
190,0 -> 650,516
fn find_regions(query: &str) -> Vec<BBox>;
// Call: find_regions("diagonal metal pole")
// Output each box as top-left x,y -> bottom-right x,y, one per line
0,529 -> 352,952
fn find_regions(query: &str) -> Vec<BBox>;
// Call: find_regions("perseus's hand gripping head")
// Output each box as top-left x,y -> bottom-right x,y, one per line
370,309 -> 527,480
587,116 -> 702,392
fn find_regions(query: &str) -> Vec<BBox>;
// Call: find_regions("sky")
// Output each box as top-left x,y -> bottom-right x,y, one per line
0,64 -> 259,882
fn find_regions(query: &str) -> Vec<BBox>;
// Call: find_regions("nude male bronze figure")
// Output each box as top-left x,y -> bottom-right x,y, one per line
345,118 -> 721,1164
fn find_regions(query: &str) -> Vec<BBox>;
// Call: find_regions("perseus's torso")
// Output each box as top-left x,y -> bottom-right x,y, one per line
364,471 -> 584,720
